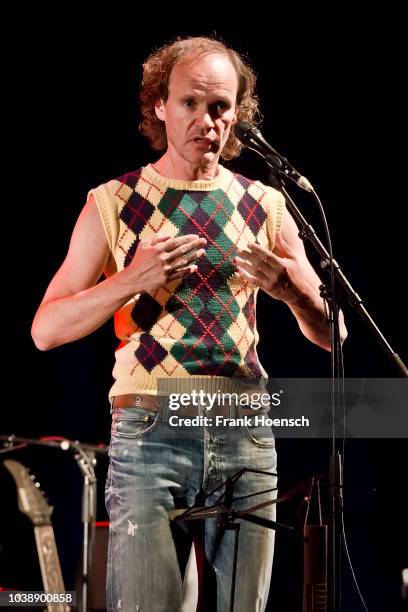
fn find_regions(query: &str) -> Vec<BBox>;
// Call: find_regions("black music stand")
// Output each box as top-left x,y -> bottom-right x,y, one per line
169,468 -> 293,612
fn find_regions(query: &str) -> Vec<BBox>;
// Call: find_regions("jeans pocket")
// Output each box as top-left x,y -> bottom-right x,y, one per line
111,407 -> 160,439
243,414 -> 275,448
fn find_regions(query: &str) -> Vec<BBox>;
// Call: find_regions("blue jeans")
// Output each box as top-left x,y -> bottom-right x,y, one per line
105,401 -> 277,612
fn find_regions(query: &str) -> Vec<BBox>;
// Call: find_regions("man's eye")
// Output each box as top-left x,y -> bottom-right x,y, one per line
183,99 -> 195,108
212,102 -> 230,115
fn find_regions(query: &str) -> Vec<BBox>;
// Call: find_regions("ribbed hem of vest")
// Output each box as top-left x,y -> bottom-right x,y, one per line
108,375 -> 267,399
143,163 -> 232,192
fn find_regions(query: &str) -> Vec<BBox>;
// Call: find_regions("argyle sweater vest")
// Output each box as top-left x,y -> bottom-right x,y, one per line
90,163 -> 285,398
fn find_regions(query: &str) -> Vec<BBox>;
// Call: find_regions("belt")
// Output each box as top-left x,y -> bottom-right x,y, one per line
111,393 -> 268,418
112,393 -> 167,411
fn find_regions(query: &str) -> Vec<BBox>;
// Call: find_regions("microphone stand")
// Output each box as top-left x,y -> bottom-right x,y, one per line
254,152 -> 408,611
271,171 -> 345,611
74,450 -> 97,612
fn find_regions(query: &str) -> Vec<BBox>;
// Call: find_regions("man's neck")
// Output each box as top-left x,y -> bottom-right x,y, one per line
152,152 -> 220,182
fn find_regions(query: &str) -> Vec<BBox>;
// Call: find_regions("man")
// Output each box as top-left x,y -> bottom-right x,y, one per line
32,37 -> 346,612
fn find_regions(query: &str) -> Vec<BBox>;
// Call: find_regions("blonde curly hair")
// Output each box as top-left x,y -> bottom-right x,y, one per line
139,37 -> 261,160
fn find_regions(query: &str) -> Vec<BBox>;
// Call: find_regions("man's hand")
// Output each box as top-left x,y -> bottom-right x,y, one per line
123,233 -> 207,294
234,208 -> 347,351
234,233 -> 313,305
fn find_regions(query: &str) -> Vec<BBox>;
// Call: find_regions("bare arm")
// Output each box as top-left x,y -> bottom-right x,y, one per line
31,195 -> 206,350
235,209 -> 347,351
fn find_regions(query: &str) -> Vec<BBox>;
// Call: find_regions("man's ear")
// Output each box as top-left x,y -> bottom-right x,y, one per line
155,99 -> 166,121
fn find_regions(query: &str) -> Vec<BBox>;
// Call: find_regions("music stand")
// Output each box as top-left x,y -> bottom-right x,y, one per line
169,467 -> 293,612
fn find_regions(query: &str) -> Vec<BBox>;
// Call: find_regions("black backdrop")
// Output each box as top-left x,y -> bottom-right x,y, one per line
1,12 -> 407,612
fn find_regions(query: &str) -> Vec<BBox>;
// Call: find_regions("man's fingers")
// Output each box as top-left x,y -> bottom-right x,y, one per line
246,242 -> 278,263
142,235 -> 207,269
170,249 -> 206,269
159,234 -> 206,254
146,234 -> 172,247
236,250 -> 270,275
165,239 -> 207,265
168,264 -> 198,280
236,250 -> 262,269
246,242 -> 270,259
162,245 -> 206,270
234,257 -> 265,279
172,238 -> 207,259
244,243 -> 287,268
235,265 -> 257,287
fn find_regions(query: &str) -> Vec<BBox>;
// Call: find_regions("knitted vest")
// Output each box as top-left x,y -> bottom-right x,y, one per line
90,164 -> 285,398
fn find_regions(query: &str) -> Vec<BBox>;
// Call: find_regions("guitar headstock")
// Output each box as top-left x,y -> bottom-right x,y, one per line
4,459 -> 53,526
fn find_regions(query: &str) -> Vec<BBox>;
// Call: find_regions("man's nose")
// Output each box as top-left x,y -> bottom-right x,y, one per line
195,109 -> 215,130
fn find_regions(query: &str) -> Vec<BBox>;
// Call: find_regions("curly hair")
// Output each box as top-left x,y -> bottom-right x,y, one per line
139,36 -> 261,160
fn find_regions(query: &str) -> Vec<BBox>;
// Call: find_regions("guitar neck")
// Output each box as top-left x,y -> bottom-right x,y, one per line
34,525 -> 70,612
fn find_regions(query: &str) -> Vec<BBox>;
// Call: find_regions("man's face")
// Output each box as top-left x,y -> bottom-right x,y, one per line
155,53 -> 239,167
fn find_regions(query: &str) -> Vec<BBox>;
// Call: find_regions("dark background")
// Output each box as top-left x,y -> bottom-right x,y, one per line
1,10 -> 407,612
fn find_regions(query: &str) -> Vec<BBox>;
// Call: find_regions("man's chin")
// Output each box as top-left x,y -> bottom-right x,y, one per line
191,151 -> 217,166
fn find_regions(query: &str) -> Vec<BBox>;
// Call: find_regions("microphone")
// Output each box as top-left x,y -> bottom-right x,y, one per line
234,121 -> 314,192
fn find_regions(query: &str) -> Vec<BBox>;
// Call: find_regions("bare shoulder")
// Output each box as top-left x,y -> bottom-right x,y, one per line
39,194 -> 110,305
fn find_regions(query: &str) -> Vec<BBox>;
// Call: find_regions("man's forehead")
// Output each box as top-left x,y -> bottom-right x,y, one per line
169,53 -> 238,94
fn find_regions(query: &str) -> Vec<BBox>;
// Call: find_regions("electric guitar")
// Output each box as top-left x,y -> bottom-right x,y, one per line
4,459 -> 71,612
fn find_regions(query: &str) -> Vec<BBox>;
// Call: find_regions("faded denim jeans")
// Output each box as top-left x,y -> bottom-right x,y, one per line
105,400 -> 277,612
